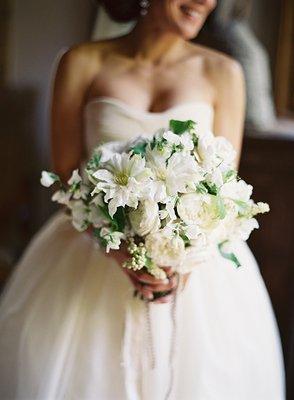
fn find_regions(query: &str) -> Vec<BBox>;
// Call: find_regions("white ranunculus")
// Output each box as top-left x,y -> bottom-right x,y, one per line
177,193 -> 222,232
67,169 -> 82,185
214,136 -> 236,166
40,171 -> 58,187
195,131 -> 217,170
129,200 -> 160,236
145,230 -> 185,267
220,179 -> 253,202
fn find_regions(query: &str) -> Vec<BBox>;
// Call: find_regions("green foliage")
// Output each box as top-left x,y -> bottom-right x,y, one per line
131,141 -> 148,156
98,204 -> 126,232
218,241 -> 241,268
169,119 -> 195,135
223,169 -> 237,183
196,182 -> 209,194
214,195 -> 226,219
87,152 -> 101,171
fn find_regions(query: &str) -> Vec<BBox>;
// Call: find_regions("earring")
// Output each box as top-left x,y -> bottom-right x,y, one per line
140,0 -> 150,16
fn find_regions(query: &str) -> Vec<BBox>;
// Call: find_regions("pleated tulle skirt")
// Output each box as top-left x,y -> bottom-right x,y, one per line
0,211 -> 285,399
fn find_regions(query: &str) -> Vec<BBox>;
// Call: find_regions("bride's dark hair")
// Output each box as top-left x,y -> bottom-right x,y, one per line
99,0 -> 141,22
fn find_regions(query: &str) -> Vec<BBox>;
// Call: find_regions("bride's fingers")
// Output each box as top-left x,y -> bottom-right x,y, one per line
150,275 -> 178,293
128,270 -> 169,286
152,293 -> 174,304
129,277 -> 154,301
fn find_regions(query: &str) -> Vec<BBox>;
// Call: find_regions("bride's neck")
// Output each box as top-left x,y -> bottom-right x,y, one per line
124,20 -> 184,66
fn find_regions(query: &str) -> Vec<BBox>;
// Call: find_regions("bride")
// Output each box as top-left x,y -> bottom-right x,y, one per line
0,0 -> 285,399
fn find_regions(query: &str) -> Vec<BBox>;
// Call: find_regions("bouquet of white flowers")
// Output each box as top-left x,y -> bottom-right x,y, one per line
41,119 -> 269,280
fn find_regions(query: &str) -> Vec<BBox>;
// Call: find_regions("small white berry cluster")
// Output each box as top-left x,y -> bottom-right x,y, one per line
123,238 -> 146,271
123,238 -> 167,279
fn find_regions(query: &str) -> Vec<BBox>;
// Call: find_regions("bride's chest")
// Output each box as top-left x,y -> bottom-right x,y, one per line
88,59 -> 214,113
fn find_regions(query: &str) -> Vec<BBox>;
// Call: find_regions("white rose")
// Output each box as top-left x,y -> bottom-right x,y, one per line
145,230 -> 185,267
129,200 -> 160,236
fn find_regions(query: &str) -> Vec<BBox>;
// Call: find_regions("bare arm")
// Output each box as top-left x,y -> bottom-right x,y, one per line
212,58 -> 246,168
50,46 -> 96,182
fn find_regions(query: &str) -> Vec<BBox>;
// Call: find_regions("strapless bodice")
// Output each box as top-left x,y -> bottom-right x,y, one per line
84,96 -> 214,155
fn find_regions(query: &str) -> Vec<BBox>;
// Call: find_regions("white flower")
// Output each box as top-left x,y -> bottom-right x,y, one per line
162,130 -> 194,152
97,141 -> 129,163
184,223 -> 201,240
51,190 -> 71,205
177,193 -> 221,232
252,202 -> 270,215
99,227 -> 125,253
67,169 -> 82,185
72,184 -> 90,200
214,136 -> 236,167
231,217 -> 259,241
146,150 -> 202,202
145,230 -> 185,267
195,131 -> 217,170
92,153 -> 152,217
220,179 -> 253,202
158,196 -> 177,221
88,204 -> 107,227
40,171 -> 58,187
69,200 -> 89,232
129,200 -> 160,236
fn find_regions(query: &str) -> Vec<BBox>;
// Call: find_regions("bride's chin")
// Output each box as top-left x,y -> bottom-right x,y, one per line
172,25 -> 202,40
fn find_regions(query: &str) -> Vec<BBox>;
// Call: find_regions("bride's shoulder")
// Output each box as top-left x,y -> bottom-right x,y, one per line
57,38 -> 118,73
186,41 -> 244,81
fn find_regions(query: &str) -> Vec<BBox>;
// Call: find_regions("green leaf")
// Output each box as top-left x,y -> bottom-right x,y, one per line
93,227 -> 108,248
49,172 -> 60,182
218,241 -> 241,268
214,195 -> 226,219
223,169 -> 237,183
196,182 -> 208,194
87,152 -> 101,171
169,119 -> 195,135
131,141 -> 148,155
200,181 -> 218,196
180,233 -> 190,246
113,207 -> 126,232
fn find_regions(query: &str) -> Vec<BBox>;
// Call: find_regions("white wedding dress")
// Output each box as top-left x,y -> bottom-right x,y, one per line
0,97 -> 285,400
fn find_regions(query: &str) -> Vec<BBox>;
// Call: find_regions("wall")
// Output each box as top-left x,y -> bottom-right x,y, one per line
5,0 -> 96,228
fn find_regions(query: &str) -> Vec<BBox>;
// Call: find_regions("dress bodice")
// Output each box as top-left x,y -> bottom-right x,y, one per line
84,96 -> 214,155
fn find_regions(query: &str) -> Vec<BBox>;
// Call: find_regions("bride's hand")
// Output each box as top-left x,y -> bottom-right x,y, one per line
107,245 -> 179,304
86,229 -> 188,303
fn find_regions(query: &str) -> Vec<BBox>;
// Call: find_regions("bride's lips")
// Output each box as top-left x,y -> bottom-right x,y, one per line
179,4 -> 202,22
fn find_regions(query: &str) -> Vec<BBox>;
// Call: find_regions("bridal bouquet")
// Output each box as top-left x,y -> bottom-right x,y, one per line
41,119 -> 269,279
